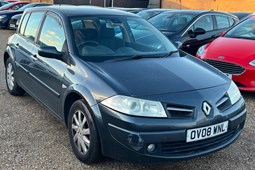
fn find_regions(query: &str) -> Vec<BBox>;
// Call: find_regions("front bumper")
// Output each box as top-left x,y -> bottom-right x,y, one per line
233,68 -> 255,91
93,98 -> 246,163
8,18 -> 18,30
0,18 -> 8,28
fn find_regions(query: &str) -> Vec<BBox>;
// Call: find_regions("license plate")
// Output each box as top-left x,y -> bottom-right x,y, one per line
186,121 -> 228,143
9,24 -> 15,28
224,73 -> 232,79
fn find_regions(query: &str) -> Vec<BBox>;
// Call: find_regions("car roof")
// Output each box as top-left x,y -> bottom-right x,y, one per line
12,1 -> 30,4
141,8 -> 170,12
25,6 -> 138,18
160,10 -> 235,17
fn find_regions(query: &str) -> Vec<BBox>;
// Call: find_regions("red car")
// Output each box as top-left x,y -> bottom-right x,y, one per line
0,1 -> 29,11
196,15 -> 255,91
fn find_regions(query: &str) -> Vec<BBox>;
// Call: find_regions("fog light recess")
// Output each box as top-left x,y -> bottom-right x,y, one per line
147,144 -> 156,153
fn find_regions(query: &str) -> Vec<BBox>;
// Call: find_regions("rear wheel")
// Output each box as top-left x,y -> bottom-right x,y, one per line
5,58 -> 25,96
68,99 -> 101,164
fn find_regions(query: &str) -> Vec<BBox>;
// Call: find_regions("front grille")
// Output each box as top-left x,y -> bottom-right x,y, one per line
166,105 -> 194,118
216,95 -> 231,112
235,82 -> 246,87
161,128 -> 238,156
203,59 -> 245,75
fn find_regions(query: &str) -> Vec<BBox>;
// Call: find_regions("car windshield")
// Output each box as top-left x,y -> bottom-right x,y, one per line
0,2 -> 14,9
149,12 -> 194,32
70,16 -> 177,62
225,17 -> 255,40
137,11 -> 162,20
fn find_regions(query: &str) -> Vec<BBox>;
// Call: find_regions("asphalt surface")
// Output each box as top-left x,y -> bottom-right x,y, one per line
0,29 -> 254,170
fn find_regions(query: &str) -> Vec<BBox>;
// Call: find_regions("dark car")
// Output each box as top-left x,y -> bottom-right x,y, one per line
0,3 -> 51,28
137,8 -> 170,20
0,1 -> 29,11
149,10 -> 239,55
4,6 -> 246,164
0,1 -> 8,7
231,12 -> 252,20
7,12 -> 20,29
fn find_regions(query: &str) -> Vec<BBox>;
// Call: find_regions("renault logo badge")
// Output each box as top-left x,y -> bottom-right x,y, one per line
202,102 -> 211,116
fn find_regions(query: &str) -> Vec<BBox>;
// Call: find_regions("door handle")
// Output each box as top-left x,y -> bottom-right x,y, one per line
30,54 -> 37,61
15,43 -> 19,47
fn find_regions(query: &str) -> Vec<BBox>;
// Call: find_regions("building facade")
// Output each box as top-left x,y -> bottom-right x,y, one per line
26,0 -> 149,8
161,0 -> 255,12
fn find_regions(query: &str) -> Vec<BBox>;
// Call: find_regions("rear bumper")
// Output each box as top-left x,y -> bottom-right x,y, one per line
93,99 -> 246,163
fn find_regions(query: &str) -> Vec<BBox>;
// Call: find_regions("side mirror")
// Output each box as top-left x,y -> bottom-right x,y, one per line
38,46 -> 63,60
188,28 -> 206,38
220,31 -> 226,36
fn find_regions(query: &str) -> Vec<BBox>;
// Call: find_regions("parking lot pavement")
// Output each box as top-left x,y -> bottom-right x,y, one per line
0,29 -> 254,170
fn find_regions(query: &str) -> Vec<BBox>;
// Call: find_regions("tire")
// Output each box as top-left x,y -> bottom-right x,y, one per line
68,99 -> 101,164
5,58 -> 25,96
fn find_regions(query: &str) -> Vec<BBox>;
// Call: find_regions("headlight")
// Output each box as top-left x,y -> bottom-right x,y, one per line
227,81 -> 241,105
197,44 -> 207,57
0,15 -> 7,21
16,19 -> 20,26
249,60 -> 255,66
101,95 -> 167,118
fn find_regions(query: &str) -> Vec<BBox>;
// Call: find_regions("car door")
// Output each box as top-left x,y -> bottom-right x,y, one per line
29,12 -> 68,117
181,15 -> 216,55
14,12 -> 45,93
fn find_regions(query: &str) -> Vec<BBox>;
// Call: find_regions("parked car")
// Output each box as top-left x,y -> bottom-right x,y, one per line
0,3 -> 51,28
137,8 -> 170,20
196,15 -> 255,92
4,6 -> 246,164
8,12 -> 20,29
231,12 -> 252,20
149,10 -> 239,55
0,1 -> 29,11
0,1 -> 8,7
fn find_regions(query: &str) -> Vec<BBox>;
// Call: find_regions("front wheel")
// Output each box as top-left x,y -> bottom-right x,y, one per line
68,99 -> 101,164
5,58 -> 25,96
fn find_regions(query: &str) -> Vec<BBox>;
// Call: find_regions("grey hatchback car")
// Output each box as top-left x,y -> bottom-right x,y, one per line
4,6 -> 246,164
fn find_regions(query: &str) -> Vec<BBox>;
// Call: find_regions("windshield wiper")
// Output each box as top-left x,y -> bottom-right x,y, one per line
104,50 -> 179,62
160,50 -> 179,58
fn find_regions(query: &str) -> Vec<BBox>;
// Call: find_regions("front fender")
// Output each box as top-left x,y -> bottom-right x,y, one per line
63,84 -> 98,107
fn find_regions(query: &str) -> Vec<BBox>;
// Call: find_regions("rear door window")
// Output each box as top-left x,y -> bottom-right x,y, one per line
215,15 -> 230,29
23,12 -> 44,42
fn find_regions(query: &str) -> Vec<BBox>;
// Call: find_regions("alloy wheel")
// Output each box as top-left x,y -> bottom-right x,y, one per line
7,62 -> 14,91
72,110 -> 91,155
